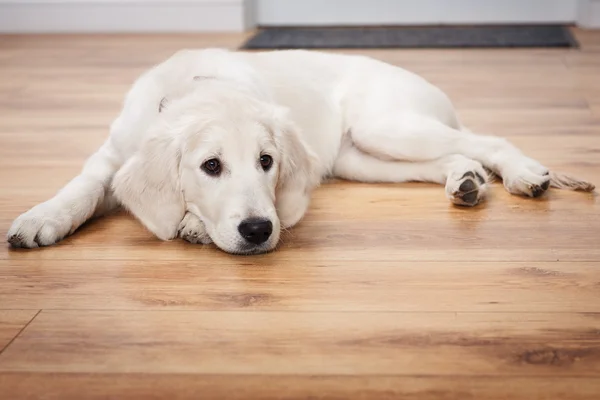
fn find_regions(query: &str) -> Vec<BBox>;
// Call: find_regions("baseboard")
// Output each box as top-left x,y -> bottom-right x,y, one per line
255,0 -> 579,26
0,0 -> 254,33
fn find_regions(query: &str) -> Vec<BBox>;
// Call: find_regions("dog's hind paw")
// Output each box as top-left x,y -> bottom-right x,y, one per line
446,166 -> 489,207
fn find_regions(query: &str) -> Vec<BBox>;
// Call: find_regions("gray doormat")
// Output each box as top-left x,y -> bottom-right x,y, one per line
241,25 -> 577,49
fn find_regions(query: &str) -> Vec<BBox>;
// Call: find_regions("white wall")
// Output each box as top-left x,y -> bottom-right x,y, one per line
0,0 -> 598,33
0,0 -> 254,33
578,0 -> 600,28
256,0 -> 598,28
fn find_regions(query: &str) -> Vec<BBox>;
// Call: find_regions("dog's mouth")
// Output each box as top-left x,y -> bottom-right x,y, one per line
198,237 -> 275,255
226,242 -> 277,256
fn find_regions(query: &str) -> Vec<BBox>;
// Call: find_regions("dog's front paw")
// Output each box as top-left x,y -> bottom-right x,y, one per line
178,212 -> 212,244
7,202 -> 73,248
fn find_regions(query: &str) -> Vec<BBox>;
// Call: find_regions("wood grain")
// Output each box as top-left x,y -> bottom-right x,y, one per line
1,27 -> 600,399
0,260 -> 599,313
1,310 -> 599,376
0,374 -> 598,400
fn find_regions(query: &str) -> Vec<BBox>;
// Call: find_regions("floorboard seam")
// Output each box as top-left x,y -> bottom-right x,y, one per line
0,309 -> 41,357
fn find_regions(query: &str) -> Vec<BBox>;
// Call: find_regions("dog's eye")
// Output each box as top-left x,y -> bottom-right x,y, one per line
260,155 -> 273,171
202,158 -> 221,176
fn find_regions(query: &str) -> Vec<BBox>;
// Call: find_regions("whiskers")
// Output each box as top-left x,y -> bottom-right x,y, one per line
277,225 -> 294,246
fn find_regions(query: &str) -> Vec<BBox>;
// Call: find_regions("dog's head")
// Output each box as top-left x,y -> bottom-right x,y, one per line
112,81 -> 319,254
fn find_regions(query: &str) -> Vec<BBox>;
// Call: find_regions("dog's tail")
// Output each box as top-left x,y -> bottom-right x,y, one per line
549,171 -> 595,192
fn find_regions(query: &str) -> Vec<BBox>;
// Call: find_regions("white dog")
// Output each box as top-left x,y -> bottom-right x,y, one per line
7,48 -> 595,254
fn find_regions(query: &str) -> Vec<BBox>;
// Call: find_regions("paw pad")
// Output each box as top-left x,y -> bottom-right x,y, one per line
527,179 -> 550,198
451,172 -> 485,207
7,234 -> 25,248
453,180 -> 480,206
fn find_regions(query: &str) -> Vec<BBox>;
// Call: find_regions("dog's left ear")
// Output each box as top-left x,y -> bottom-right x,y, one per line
263,105 -> 321,227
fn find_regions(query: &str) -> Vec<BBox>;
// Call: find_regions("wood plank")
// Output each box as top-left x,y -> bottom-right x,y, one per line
0,311 -> 599,376
0,260 -> 599,313
0,373 -> 598,400
0,311 -> 39,352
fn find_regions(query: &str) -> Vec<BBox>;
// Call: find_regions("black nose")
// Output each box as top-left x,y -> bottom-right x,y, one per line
238,218 -> 273,245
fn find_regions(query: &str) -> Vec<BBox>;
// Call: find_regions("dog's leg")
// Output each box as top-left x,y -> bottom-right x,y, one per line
334,144 -> 489,206
349,114 -> 594,197
7,140 -> 122,248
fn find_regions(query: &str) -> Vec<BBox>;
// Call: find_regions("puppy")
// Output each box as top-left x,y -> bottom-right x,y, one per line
7,49 -> 595,254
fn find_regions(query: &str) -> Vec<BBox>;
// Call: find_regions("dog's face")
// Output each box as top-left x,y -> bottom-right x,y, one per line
112,82 -> 318,254
179,115 -> 281,254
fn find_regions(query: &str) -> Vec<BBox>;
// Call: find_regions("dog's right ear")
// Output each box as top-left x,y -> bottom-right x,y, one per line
112,133 -> 185,241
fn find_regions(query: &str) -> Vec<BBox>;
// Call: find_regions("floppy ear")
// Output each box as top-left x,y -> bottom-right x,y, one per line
265,106 -> 321,228
111,133 -> 185,240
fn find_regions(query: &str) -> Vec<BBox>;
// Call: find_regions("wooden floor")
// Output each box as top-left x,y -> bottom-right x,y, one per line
1,29 -> 600,399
